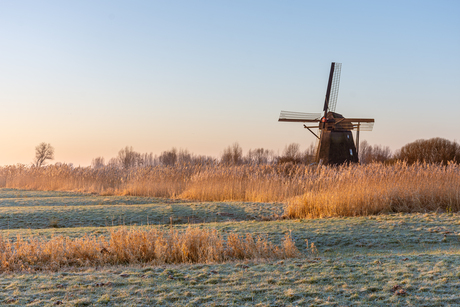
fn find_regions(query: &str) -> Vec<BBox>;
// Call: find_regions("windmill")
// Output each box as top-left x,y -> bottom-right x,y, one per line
278,62 -> 374,165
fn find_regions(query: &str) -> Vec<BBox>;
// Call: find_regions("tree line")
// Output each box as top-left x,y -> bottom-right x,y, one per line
32,137 -> 460,169
91,142 -> 317,169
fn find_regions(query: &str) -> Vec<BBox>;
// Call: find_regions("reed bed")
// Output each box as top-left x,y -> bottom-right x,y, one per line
0,227 -> 300,272
0,162 -> 459,218
286,162 -> 460,218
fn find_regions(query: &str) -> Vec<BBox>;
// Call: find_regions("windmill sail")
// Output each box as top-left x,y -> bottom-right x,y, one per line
322,62 -> 342,114
333,118 -> 375,131
328,63 -> 341,112
323,63 -> 335,113
345,119 -> 374,131
278,111 -> 321,122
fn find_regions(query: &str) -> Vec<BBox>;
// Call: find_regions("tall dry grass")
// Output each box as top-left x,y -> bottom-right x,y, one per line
0,162 -> 459,218
0,163 -> 312,201
0,227 -> 300,272
286,162 -> 460,218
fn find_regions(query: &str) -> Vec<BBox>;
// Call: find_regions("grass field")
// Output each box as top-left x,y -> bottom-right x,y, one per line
1,188 -> 460,306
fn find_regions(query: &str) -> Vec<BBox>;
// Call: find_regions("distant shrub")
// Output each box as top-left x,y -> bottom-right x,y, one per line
394,138 -> 460,165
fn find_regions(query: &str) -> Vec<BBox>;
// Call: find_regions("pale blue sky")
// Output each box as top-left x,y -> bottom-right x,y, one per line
1,1 -> 459,166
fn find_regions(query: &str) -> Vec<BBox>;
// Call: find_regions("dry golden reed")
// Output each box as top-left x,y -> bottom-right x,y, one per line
0,227 -> 300,272
1,162 -> 459,218
286,162 -> 460,218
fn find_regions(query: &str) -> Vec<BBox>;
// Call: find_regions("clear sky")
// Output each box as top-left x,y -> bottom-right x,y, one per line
1,0 -> 459,166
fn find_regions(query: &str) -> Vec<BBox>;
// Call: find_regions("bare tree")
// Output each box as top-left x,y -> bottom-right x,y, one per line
302,143 -> 316,164
91,156 -> 105,169
359,141 -> 392,164
159,148 -> 178,166
359,140 -> 372,164
107,157 -> 120,168
246,148 -> 273,164
372,145 -> 392,162
192,155 -> 216,166
284,143 -> 301,160
117,146 -> 141,169
178,148 -> 192,165
278,143 -> 302,164
221,143 -> 243,165
141,152 -> 156,166
34,142 -> 55,167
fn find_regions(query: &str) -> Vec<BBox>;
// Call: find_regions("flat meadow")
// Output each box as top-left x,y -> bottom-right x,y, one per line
0,162 -> 460,306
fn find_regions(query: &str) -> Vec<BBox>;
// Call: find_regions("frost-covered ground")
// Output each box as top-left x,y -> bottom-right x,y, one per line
1,189 -> 459,306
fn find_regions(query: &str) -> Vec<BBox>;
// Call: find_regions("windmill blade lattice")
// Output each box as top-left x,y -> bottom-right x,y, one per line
278,111 -> 321,122
348,121 -> 374,131
335,119 -> 375,131
328,63 -> 341,112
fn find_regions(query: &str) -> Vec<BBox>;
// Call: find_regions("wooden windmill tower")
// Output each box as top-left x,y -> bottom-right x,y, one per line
278,62 -> 374,165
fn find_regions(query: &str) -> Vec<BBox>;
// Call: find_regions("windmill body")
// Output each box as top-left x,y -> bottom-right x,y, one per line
278,63 -> 374,165
316,112 -> 358,164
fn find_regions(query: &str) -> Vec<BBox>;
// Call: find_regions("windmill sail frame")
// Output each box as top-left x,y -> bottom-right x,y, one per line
328,63 -> 341,113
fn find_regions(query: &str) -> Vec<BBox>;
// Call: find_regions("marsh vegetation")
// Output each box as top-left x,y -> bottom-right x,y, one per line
1,162 -> 459,219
